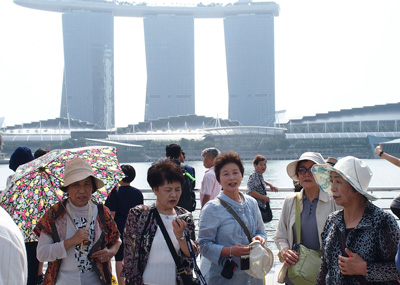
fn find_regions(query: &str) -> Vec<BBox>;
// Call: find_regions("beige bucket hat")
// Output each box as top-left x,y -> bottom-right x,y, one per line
286,152 -> 325,181
244,240 -> 274,279
312,156 -> 378,201
62,157 -> 104,192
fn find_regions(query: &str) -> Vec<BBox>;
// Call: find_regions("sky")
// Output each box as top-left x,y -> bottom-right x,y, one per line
1,0 -> 400,128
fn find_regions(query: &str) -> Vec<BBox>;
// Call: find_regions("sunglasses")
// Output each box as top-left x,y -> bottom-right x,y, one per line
297,166 -> 313,175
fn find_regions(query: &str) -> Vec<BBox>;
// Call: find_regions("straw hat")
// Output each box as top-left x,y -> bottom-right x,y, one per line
62,158 -> 104,192
312,156 -> 377,201
326,157 -> 338,166
286,152 -> 325,181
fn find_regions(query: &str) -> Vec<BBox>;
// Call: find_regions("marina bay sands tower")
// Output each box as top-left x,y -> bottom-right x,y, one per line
14,0 -> 279,128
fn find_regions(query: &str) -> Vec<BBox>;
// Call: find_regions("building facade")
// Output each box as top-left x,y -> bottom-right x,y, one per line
224,14 -> 276,126
143,15 -> 195,121
15,0 -> 279,127
60,11 -> 115,129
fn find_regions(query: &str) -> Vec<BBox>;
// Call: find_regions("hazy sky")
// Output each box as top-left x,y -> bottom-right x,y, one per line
1,0 -> 400,128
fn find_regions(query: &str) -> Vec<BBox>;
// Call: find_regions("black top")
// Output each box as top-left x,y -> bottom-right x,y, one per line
105,185 -> 144,235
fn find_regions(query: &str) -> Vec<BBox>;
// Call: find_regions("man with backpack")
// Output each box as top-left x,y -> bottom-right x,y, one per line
166,143 -> 196,211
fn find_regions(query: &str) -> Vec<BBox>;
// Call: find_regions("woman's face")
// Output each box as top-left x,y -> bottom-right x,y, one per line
219,162 -> 243,194
67,176 -> 93,207
330,172 -> 360,207
254,160 -> 267,174
154,181 -> 182,210
297,160 -> 318,190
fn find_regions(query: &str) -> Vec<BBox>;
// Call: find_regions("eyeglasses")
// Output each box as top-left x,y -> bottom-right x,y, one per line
297,166 -> 313,175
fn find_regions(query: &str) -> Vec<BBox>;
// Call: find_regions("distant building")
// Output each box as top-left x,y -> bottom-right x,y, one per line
144,15 -> 195,120
224,14 -> 276,127
15,0 -> 279,127
60,11 -> 114,129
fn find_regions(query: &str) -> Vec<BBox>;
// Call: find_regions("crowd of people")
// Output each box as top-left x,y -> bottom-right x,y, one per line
1,142 -> 400,284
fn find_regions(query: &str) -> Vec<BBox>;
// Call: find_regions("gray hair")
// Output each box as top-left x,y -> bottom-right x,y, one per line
202,147 -> 220,158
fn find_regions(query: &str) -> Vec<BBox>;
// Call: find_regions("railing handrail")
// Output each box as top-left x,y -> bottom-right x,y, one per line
139,186 -> 400,193
138,186 -> 400,244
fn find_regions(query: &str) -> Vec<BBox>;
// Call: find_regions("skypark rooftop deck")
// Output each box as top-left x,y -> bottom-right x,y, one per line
14,0 -> 280,18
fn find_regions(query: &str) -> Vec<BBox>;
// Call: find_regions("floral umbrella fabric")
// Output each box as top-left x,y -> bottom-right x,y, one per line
0,146 -> 124,242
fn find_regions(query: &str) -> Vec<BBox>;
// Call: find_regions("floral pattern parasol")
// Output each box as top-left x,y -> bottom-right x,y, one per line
0,146 -> 124,242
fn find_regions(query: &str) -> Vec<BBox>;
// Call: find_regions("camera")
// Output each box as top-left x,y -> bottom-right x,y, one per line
175,212 -> 193,224
221,257 -> 237,279
240,254 -> 250,270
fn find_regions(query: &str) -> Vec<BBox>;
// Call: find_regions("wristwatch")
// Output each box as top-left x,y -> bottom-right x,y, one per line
177,234 -> 185,241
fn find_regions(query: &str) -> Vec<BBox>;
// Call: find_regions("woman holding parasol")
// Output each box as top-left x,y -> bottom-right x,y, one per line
35,157 -> 121,285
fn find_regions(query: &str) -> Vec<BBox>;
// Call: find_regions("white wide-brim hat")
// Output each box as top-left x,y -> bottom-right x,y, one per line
244,240 -> 274,279
286,152 -> 325,181
62,157 -> 104,192
312,156 -> 378,201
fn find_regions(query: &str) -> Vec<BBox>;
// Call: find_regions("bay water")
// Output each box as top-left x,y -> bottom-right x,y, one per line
2,159 -> 397,190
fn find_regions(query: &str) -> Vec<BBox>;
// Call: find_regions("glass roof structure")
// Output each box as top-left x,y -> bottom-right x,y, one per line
286,132 -> 400,139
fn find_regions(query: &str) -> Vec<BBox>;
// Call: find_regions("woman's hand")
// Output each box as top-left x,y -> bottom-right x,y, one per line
230,244 -> 250,257
375,143 -> 383,156
63,229 -> 89,251
282,248 -> 298,267
269,185 -> 278,192
338,248 -> 367,276
264,196 -> 270,202
252,236 -> 266,245
91,248 -> 113,263
70,229 -> 89,245
172,217 -> 187,240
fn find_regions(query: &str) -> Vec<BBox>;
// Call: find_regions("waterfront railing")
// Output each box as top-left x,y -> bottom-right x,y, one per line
140,186 -> 400,245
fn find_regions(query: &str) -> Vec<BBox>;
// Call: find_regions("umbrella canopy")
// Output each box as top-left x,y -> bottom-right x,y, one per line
0,146 -> 124,242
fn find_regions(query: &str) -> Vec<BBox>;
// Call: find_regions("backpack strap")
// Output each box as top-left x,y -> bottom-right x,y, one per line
180,163 -> 196,183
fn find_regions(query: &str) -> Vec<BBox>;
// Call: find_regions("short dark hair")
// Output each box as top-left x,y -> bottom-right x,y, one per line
165,143 -> 182,159
121,164 -> 136,183
214,151 -> 244,182
147,158 -> 184,189
253,154 -> 266,166
9,146 -> 34,172
34,148 -> 50,159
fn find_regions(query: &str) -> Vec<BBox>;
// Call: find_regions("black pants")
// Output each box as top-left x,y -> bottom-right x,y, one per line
25,241 -> 39,285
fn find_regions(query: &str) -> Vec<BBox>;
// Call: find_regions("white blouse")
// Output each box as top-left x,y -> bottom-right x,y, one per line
143,213 -> 180,285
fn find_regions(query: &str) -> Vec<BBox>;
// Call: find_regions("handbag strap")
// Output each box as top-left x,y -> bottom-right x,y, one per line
295,193 -> 301,244
184,231 -> 207,285
152,208 -> 188,277
218,198 -> 252,243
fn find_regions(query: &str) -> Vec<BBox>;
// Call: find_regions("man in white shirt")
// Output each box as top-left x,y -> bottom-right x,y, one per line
0,206 -> 27,284
200,148 -> 221,208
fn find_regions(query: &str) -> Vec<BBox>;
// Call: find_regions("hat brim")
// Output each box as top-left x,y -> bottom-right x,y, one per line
62,173 -> 105,193
244,240 -> 274,279
312,164 -> 378,201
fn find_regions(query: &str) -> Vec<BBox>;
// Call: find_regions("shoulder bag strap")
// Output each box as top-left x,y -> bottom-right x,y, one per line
295,193 -> 301,244
184,232 -> 207,285
337,227 -> 347,257
152,209 -> 188,276
218,198 -> 252,243
258,176 -> 267,192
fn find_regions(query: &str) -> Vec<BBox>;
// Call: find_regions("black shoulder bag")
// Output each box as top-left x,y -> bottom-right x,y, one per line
153,208 -> 206,285
258,177 -> 273,223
